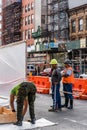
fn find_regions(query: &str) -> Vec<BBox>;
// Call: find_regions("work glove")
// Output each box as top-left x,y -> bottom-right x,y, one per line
12,109 -> 16,112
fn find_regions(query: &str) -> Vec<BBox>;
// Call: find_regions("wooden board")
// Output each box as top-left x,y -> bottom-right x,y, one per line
0,107 -> 16,124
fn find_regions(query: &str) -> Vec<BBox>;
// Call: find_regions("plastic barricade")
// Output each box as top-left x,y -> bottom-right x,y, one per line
27,76 -> 51,94
73,78 -> 87,99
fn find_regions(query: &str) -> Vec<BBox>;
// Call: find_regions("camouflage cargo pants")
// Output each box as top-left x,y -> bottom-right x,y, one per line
17,92 -> 36,121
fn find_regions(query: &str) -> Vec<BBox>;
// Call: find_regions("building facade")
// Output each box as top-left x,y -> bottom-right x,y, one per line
2,0 -> 22,45
68,3 -> 87,74
21,0 -> 34,46
21,0 -> 47,47
27,0 -> 68,66
69,4 -> 87,42
47,0 -> 69,42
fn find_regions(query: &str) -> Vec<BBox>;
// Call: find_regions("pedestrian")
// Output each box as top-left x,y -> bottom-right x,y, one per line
13,81 -> 37,126
48,59 -> 62,112
10,83 -> 28,116
61,59 -> 74,109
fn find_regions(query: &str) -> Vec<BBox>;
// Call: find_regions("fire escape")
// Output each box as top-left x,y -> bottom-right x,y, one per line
47,0 -> 69,42
2,1 -> 22,45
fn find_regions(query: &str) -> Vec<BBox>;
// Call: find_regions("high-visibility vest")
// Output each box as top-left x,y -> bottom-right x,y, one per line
62,67 -> 74,84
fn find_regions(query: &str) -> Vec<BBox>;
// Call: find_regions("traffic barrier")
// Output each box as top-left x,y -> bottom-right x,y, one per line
27,76 -> 87,99
27,76 -> 51,94
73,78 -> 87,99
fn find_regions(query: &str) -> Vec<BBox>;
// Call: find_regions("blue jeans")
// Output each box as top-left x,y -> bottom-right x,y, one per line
63,83 -> 73,100
52,83 -> 61,109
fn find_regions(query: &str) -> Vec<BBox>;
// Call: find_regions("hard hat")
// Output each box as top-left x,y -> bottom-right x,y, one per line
64,59 -> 71,66
50,59 -> 58,64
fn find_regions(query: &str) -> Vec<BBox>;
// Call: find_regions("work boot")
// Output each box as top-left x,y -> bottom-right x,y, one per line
58,107 -> 62,111
61,98 -> 69,108
48,108 -> 58,112
68,99 -> 73,109
31,118 -> 36,124
13,121 -> 22,126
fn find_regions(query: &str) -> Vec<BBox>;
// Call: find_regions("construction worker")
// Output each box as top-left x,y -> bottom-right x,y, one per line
61,59 -> 74,109
48,59 -> 62,112
10,83 -> 28,116
13,81 -> 37,126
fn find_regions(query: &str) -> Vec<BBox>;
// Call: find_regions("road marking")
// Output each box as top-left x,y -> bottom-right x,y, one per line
64,118 -> 87,126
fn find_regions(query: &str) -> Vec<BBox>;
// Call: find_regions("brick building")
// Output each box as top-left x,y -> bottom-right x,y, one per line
21,0 -> 47,47
21,0 -> 34,46
69,4 -> 87,42
68,2 -> 87,74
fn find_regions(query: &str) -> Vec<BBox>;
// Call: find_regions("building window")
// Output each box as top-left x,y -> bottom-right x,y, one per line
22,31 -> 25,40
25,30 -> 28,39
0,23 -> 2,29
0,7 -> 2,13
71,20 -> 76,33
0,31 -> 2,37
28,4 -> 30,11
31,28 -> 34,33
28,30 -> 31,39
25,17 -> 28,25
31,2 -> 34,10
86,37 -> 87,46
31,14 -> 34,24
25,5 -> 28,12
86,17 -> 87,30
0,15 -> 2,21
41,15 -> 45,24
28,16 -> 30,24
22,6 -> 24,13
22,18 -> 24,26
79,18 -> 83,31
31,28 -> 34,38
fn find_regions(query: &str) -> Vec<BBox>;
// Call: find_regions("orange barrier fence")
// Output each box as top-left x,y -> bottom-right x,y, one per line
27,76 -> 87,99
73,78 -> 87,100
27,76 -> 51,94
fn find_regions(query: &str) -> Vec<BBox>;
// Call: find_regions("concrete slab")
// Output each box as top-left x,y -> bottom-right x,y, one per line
0,118 -> 57,130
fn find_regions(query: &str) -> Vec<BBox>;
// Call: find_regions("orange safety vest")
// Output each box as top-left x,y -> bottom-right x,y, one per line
62,67 -> 74,84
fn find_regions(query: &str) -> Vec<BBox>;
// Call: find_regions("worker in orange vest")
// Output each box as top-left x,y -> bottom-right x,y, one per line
61,59 -> 74,109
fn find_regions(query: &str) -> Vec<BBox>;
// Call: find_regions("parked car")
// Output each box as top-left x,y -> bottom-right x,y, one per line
40,68 -> 51,76
40,67 -> 64,77
79,73 -> 87,78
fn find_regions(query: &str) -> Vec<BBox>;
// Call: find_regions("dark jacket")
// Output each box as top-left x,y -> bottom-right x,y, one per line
51,68 -> 61,84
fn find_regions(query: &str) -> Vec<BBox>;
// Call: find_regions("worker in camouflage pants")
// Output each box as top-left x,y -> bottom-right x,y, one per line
14,81 -> 37,126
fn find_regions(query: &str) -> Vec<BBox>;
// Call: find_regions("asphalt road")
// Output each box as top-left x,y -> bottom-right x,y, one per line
0,81 -> 87,130
24,93 -> 87,130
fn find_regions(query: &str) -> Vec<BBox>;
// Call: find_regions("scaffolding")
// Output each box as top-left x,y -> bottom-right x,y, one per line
2,1 -> 22,45
47,0 -> 69,42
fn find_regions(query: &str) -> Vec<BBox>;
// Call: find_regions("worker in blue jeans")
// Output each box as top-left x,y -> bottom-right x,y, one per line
52,83 -> 61,110
48,59 -> 62,112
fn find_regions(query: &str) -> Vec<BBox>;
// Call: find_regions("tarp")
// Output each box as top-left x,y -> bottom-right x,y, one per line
0,118 -> 57,130
0,41 -> 26,97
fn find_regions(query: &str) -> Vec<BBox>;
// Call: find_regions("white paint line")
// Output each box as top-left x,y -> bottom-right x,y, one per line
64,118 -> 87,126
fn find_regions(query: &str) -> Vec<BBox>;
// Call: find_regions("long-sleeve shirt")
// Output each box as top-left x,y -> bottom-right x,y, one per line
51,68 -> 61,84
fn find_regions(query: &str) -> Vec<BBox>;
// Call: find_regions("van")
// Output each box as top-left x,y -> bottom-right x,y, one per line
27,64 -> 35,75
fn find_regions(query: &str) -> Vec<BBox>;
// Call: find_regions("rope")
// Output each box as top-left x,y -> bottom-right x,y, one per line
60,90 -> 87,98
